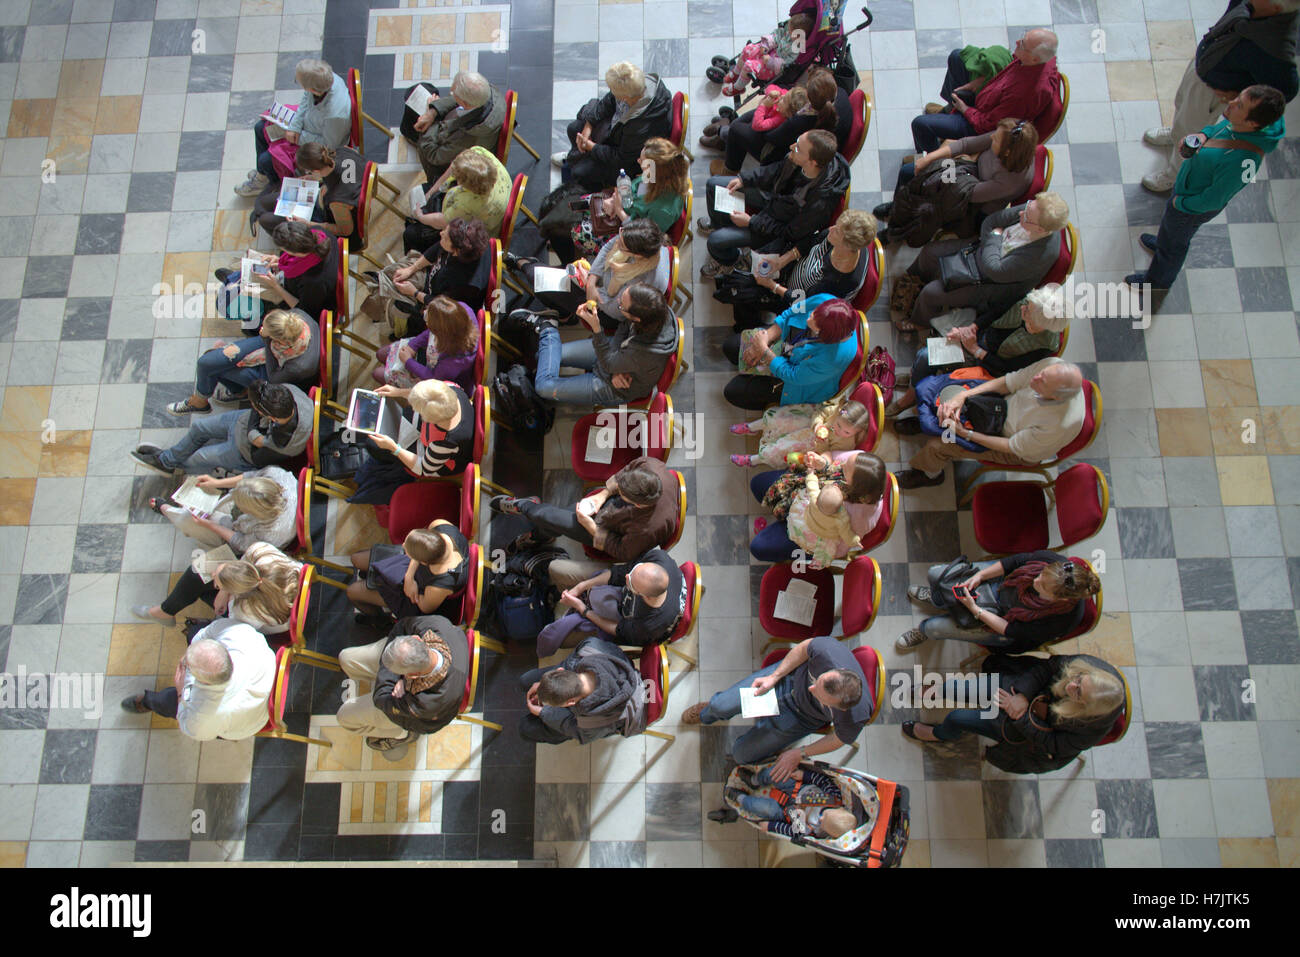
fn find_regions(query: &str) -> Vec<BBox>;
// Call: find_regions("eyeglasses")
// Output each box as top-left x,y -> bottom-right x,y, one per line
1011,121 -> 1026,139
1060,561 -> 1077,588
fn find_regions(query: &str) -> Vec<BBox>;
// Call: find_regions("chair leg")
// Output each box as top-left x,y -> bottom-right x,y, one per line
512,129 -> 541,161
362,111 -> 394,140
481,478 -> 515,496
666,645 -> 696,668
458,714 -> 504,732
645,728 -> 676,742
305,555 -> 355,578
291,648 -> 344,672
375,172 -> 403,200
491,334 -> 522,360
478,635 -> 507,654
259,730 -> 334,748
520,204 -> 539,225
502,273 -> 529,297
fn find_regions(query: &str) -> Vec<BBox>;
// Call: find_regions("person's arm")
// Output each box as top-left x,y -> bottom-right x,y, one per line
741,158 -> 783,192
402,330 -> 435,380
253,272 -> 298,309
974,346 -> 1054,378
322,201 -> 355,238
416,582 -> 453,614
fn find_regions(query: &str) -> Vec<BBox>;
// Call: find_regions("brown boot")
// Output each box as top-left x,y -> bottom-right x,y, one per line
924,102 -> 945,114
709,159 -> 737,177
682,703 -> 706,725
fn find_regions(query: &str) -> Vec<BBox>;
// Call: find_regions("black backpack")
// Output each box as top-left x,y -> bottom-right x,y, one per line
491,363 -> 555,436
480,545 -> 567,642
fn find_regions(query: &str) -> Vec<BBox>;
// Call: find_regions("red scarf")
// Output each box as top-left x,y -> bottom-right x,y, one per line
1002,560 -> 1075,622
277,228 -> 330,278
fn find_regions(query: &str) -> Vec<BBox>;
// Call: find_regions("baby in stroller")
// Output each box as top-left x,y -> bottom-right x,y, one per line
725,765 -> 859,839
708,12 -> 815,98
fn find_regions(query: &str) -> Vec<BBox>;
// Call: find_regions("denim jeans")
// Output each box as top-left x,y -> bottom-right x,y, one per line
253,119 -> 278,180
704,175 -> 754,265
918,559 -> 1007,644
910,110 -> 975,153
159,410 -> 254,474
735,766 -> 795,820
1145,197 -> 1221,289
195,337 -> 269,398
533,325 -> 620,407
933,709 -> 1002,742
701,664 -> 827,764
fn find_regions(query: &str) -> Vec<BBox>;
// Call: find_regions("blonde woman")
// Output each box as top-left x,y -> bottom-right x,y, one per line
348,520 -> 470,624
555,60 -> 674,191
903,653 -> 1125,772
407,145 -> 510,254
730,398 -> 875,468
213,543 -> 303,636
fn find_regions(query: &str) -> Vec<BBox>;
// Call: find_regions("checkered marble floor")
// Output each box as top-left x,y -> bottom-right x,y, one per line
0,0 -> 1297,870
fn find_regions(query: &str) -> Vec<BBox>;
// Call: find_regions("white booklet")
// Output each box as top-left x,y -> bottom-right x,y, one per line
192,544 -> 237,585
409,183 -> 428,216
584,424 -> 617,465
713,184 -> 745,215
926,336 -> 966,367
274,177 -> 320,220
772,577 -> 818,626
261,101 -> 296,129
171,476 -> 222,518
240,249 -> 272,294
740,687 -> 780,718
405,85 -> 435,115
531,266 -> 572,293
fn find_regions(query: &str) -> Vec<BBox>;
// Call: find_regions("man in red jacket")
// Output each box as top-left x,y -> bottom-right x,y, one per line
911,30 -> 1061,153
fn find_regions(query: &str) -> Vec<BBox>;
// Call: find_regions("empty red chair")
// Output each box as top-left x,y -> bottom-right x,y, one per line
971,463 -> 1109,555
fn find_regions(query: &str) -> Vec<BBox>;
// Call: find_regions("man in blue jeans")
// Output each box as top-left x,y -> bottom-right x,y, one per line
1127,85 -> 1285,291
683,635 -> 872,781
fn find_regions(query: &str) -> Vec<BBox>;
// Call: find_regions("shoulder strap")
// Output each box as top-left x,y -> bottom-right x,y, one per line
1201,137 -> 1264,157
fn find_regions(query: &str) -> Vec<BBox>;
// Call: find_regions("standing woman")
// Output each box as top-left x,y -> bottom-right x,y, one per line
252,142 -> 367,243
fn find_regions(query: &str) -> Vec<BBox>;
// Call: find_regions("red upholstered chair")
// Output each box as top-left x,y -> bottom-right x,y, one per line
856,471 -> 899,553
971,463 -> 1109,555
345,69 -> 401,204
457,628 -> 504,732
759,563 -> 837,642
1012,145 -> 1053,207
381,462 -> 482,546
1036,72 -> 1069,143
840,556 -> 881,642
256,646 -> 334,748
474,308 -> 492,387
758,644 -> 885,747
841,89 -> 871,163
286,564 -> 344,667
450,543 -> 505,637
637,644 -> 674,741
499,89 -> 541,161
827,310 -> 869,404
850,238 -> 886,313
846,380 -> 884,452
333,236 -> 352,329
669,91 -> 693,161
1096,668 -> 1130,746
570,392 -> 673,483
500,172 -> 539,249
832,184 -> 850,222
667,179 -> 693,249
664,561 -> 702,668
1040,221 -> 1078,287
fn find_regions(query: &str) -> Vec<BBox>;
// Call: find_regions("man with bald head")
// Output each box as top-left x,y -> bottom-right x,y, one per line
910,29 -> 1062,153
554,546 -> 685,651
121,618 -> 274,741
897,357 -> 1086,489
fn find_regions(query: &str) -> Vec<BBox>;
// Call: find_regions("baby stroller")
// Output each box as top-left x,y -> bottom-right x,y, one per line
707,1 -> 873,107
709,760 -> 910,868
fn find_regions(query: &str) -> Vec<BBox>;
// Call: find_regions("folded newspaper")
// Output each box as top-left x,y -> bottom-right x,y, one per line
275,177 -> 320,220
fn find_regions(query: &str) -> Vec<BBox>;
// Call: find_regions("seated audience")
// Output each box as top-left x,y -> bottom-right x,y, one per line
122,619 -> 275,742
400,71 -> 506,183
683,636 -> 871,777
896,356 -> 1085,489
519,636 -> 647,744
750,450 -> 888,567
715,208 -> 876,332
722,295 -> 859,411
167,309 -> 319,415
348,520 -> 470,625
406,145 -> 511,254
699,130 -> 851,279
731,396 -> 875,469
235,57 -> 351,197
712,68 -> 853,177
155,466 -> 298,553
727,765 -> 859,840
911,30 -> 1061,153
337,615 -> 469,757
372,295 -> 479,393
896,192 -> 1067,334
131,381 -> 311,477
903,653 -> 1124,775
253,142 -> 366,243
896,552 -> 1101,652
217,221 -> 339,334
392,218 -> 493,318
554,62 -> 673,191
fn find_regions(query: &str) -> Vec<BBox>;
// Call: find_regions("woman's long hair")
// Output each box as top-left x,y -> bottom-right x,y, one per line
804,68 -> 839,132
1049,659 -> 1125,723
273,220 -> 331,259
639,137 -> 689,205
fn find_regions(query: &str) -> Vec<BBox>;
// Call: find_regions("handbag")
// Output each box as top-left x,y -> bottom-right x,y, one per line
962,393 -> 1008,436
938,244 -> 982,290
927,555 -> 1000,629
588,189 -> 623,238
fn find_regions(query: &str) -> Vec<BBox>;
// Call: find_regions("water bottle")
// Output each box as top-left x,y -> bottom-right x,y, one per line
616,168 -> 633,205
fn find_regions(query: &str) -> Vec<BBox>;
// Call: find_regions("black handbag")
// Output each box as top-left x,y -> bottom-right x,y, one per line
927,555 -> 1000,629
938,244 -> 982,289
962,393 -> 1008,435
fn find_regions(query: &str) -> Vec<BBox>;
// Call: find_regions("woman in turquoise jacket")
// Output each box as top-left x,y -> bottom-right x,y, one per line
722,294 -> 861,410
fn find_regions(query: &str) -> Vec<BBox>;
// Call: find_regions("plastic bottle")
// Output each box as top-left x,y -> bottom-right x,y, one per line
616,168 -> 633,206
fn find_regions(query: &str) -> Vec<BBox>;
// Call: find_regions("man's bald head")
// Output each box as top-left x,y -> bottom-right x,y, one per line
1031,360 -> 1083,400
629,562 -> 670,599
187,639 -> 233,684
1022,29 -> 1058,63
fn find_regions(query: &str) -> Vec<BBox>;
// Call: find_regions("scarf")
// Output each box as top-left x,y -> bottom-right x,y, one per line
604,245 -> 659,296
269,323 -> 312,364
1001,560 -> 1075,622
405,628 -> 453,694
278,228 -> 329,278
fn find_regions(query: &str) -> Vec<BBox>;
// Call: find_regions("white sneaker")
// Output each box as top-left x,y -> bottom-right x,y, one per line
1143,127 -> 1173,147
551,151 -> 569,169
233,171 -> 269,197
1142,168 -> 1177,193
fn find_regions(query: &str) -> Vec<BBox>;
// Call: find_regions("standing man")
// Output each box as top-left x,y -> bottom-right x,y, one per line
1142,0 -> 1298,193
1127,86 -> 1285,292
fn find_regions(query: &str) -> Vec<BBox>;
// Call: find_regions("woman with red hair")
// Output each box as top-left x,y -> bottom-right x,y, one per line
721,294 -> 859,410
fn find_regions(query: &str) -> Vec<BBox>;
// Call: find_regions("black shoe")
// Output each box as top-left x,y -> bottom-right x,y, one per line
873,202 -> 893,221
718,105 -> 737,121
1139,234 -> 1157,254
708,806 -> 740,824
892,416 -> 922,436
354,609 -> 392,627
130,448 -> 177,477
504,252 -> 534,272
121,693 -> 147,714
896,468 -> 946,490
735,766 -> 758,790
214,267 -> 235,284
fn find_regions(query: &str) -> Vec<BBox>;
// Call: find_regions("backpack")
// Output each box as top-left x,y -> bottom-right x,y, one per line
491,363 -> 555,436
484,545 -> 566,642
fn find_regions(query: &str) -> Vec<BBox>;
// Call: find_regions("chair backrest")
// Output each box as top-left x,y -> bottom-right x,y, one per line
473,384 -> 488,463
841,555 -> 880,637
665,469 -> 687,550
669,92 -> 687,150
1012,144 -> 1050,207
1053,324 -> 1069,358
263,645 -> 293,734
847,380 -> 884,452
649,315 -> 685,397
500,172 -> 527,248
475,308 -> 490,387
498,90 -> 518,163
850,237 -> 885,312
1055,463 -> 1109,548
666,246 -> 679,305
835,311 -> 869,395
639,644 -> 669,728
459,542 -> 484,628
318,309 -> 334,396
852,644 -> 885,726
355,161 -> 375,250
461,462 -> 482,540
462,628 -> 481,713
667,180 -> 692,246
669,561 -> 702,643
842,88 -> 869,163
288,562 -> 313,649
1053,379 -> 1101,463
832,184 -> 850,222
1036,72 -> 1069,143
857,471 -> 899,552
335,237 -> 350,319
294,465 -> 314,554
1040,222 -> 1077,287
346,68 -> 363,151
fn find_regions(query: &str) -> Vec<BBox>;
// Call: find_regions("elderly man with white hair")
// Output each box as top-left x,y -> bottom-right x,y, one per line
121,619 -> 275,742
911,29 -> 1061,153
896,356 -> 1087,490
400,71 -> 507,183
554,61 -> 673,190
235,58 -> 353,197
336,615 -> 469,760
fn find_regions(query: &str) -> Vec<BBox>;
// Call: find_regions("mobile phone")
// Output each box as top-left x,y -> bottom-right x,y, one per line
952,584 -> 971,600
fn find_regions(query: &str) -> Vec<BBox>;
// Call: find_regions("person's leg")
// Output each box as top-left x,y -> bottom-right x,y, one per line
894,161 -> 917,194
173,412 -> 253,475
910,438 -> 1030,478
339,635 -> 388,683
254,184 -> 288,235
918,614 -> 1003,645
337,696 -> 409,740
1145,200 -> 1217,290
517,500 -> 590,543
750,521 -> 800,563
159,568 -> 219,618
704,175 -> 737,229
565,117 -> 583,153
910,111 -> 975,154
558,338 -> 598,371
1161,60 -> 1227,177
723,373 -> 783,410
158,410 -> 238,470
534,326 -> 605,406
706,226 -> 754,266
732,707 -> 819,765
724,115 -> 760,171
194,337 -> 264,400
736,793 -> 788,820
911,279 -> 991,330
519,714 -> 574,744
910,235 -> 967,283
722,334 -> 742,366
699,663 -> 779,724
547,558 -> 612,589
750,468 -> 785,503
140,686 -> 180,718
932,708 -> 1002,742
937,49 -> 972,103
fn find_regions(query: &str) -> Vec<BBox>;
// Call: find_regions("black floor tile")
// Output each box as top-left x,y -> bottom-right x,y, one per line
134,840 -> 190,862
84,785 -> 143,841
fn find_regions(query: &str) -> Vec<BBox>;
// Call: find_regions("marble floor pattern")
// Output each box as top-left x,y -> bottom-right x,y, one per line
0,0 -> 1297,869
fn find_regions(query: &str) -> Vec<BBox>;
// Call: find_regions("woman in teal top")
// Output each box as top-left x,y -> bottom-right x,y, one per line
565,137 -> 689,259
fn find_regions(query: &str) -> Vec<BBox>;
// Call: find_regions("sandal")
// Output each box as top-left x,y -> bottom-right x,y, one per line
147,497 -> 170,516
753,517 -> 767,534
729,454 -> 752,467
729,422 -> 754,435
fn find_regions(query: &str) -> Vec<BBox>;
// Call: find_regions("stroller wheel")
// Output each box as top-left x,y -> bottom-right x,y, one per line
706,66 -> 726,85
711,55 -> 732,69
708,807 -> 739,824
